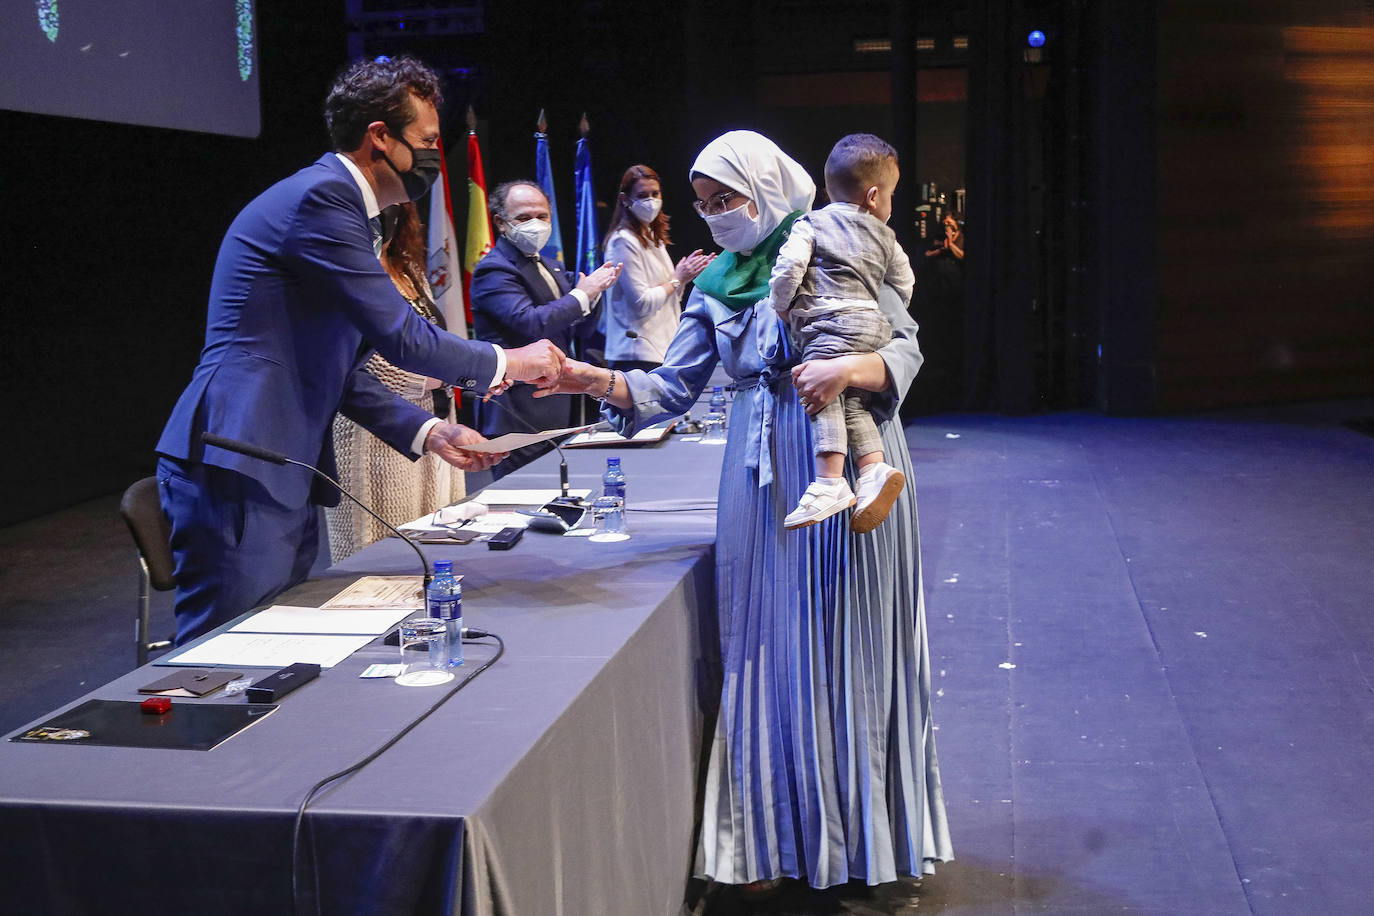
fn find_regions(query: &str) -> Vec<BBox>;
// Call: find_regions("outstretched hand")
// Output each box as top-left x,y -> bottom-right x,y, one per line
530,357 -> 603,399
425,422 -> 508,471
504,339 -> 566,390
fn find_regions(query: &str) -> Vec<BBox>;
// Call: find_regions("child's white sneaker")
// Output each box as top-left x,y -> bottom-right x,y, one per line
783,479 -> 856,529
850,463 -> 906,533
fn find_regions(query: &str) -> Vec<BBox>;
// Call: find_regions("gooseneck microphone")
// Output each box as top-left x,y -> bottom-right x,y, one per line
200,432 -> 432,587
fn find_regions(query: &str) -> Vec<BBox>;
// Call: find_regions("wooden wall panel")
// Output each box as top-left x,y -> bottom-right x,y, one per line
1155,1 -> 1374,409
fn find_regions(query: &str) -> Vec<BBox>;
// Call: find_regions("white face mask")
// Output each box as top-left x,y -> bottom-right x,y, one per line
703,202 -> 764,253
629,197 -> 663,223
503,217 -> 552,256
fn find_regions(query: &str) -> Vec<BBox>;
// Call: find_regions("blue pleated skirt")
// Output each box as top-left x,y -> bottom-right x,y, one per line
697,374 -> 953,888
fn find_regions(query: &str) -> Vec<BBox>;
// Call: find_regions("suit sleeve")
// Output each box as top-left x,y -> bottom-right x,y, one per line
871,284 -> 925,420
469,256 -> 589,343
286,179 -> 499,391
337,366 -> 435,460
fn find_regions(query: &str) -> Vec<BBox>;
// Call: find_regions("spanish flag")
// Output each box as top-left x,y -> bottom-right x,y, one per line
463,127 -> 493,322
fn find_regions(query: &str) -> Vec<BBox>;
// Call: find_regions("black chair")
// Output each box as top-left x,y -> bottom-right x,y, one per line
119,477 -> 175,666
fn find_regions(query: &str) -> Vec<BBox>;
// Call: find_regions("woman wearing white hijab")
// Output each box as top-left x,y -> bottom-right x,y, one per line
546,131 -> 951,893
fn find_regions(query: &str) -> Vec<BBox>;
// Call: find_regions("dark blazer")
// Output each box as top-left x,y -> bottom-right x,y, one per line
156,154 -> 499,508
469,236 -> 599,437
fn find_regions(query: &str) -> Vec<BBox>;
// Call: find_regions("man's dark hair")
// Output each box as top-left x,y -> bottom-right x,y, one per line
488,180 -> 547,221
823,133 -> 898,200
324,55 -> 443,151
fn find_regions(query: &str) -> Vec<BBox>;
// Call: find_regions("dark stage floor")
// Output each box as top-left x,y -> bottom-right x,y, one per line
3,399 -> 1372,915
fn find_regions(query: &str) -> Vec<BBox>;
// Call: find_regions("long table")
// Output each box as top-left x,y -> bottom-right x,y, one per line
0,428 -> 725,914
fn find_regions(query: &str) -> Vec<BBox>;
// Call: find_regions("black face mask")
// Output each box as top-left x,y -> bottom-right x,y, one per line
383,132 -> 441,201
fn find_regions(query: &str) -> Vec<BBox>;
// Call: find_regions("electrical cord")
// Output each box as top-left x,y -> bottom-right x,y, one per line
290,628 -> 505,915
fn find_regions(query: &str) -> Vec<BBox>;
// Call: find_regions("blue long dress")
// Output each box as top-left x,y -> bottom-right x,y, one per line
605,286 -> 953,888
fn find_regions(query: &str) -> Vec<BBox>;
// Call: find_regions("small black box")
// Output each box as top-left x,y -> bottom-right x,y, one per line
487,526 -> 525,550
245,662 -> 320,703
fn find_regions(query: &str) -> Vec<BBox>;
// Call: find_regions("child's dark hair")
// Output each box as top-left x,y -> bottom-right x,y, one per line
824,133 -> 898,200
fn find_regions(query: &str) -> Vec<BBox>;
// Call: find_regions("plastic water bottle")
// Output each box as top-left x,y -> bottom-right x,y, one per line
709,386 -> 727,423
596,457 -> 629,541
425,560 -> 463,667
603,457 -> 627,504
703,386 -> 728,443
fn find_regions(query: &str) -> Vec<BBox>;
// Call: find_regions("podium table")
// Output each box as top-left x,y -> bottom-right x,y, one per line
0,433 -> 724,915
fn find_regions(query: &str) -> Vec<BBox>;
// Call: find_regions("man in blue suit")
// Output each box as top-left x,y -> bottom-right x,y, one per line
470,181 -> 620,473
155,57 -> 564,644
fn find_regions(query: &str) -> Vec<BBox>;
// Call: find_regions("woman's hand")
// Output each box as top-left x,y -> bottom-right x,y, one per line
530,357 -> 603,398
792,352 -> 892,415
792,356 -> 856,415
674,249 -> 716,285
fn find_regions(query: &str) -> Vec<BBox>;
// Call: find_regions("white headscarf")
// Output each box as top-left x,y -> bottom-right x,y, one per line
690,130 -> 816,241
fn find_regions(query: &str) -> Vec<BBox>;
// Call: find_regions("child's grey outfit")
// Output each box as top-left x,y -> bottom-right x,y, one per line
768,202 -> 915,458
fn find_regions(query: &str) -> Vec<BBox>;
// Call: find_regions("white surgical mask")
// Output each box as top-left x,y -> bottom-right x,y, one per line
503,217 -> 552,256
703,202 -> 764,253
629,197 -> 663,223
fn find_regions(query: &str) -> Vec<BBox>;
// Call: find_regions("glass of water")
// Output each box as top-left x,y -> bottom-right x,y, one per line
395,618 -> 455,686
589,495 -> 629,542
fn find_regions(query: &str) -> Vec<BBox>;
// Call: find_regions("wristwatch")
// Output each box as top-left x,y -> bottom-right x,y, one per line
669,277 -> 681,291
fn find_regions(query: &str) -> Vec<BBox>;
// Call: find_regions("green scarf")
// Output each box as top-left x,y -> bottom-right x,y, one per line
692,210 -> 804,312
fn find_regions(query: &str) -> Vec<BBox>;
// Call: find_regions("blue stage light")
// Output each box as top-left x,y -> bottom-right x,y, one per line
1028,29 -> 1046,48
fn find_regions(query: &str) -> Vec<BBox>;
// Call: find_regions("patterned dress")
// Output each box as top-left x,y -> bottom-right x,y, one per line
605,286 -> 953,887
325,285 -> 465,562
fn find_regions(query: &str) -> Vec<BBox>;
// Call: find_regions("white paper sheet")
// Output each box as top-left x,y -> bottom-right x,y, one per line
321,576 -> 426,610
164,633 -> 375,668
459,424 -> 596,453
229,605 -> 416,635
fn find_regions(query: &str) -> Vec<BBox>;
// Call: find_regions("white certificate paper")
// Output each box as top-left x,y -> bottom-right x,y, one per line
321,576 -> 426,610
164,633 -> 375,669
458,424 -> 596,453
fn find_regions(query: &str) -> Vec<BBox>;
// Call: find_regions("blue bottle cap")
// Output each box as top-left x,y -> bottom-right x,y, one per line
434,560 -> 453,573
607,457 -> 621,466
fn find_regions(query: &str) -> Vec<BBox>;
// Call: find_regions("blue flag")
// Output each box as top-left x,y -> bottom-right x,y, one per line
573,134 -> 601,278
534,128 -> 565,265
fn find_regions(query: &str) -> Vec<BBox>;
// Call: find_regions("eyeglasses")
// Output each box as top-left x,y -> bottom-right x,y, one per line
693,189 -> 744,217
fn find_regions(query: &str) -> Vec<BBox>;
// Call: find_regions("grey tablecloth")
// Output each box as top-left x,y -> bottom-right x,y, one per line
0,428 -> 726,915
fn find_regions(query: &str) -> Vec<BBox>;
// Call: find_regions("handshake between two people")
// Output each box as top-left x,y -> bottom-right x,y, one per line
426,329 -> 610,473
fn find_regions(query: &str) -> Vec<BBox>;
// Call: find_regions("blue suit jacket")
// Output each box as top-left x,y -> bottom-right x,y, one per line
469,236 -> 599,436
156,154 -> 499,508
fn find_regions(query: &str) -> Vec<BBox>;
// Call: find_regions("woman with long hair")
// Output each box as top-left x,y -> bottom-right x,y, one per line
324,202 -> 465,560
602,164 -> 714,371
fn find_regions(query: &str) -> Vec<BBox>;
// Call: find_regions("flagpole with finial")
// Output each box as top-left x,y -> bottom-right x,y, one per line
466,104 -> 477,136
533,108 -> 565,265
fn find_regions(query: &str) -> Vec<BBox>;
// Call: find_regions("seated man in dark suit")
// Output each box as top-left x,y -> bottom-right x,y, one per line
155,56 -> 565,644
469,181 -> 621,473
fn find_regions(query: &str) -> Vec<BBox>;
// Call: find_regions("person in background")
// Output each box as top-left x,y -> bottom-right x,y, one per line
539,130 -> 952,898
470,180 -> 621,473
325,202 -> 464,561
602,164 -> 714,372
906,212 -> 966,414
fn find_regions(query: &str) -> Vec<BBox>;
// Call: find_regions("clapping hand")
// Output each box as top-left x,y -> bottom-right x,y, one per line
674,249 -> 716,286
576,261 -> 623,298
